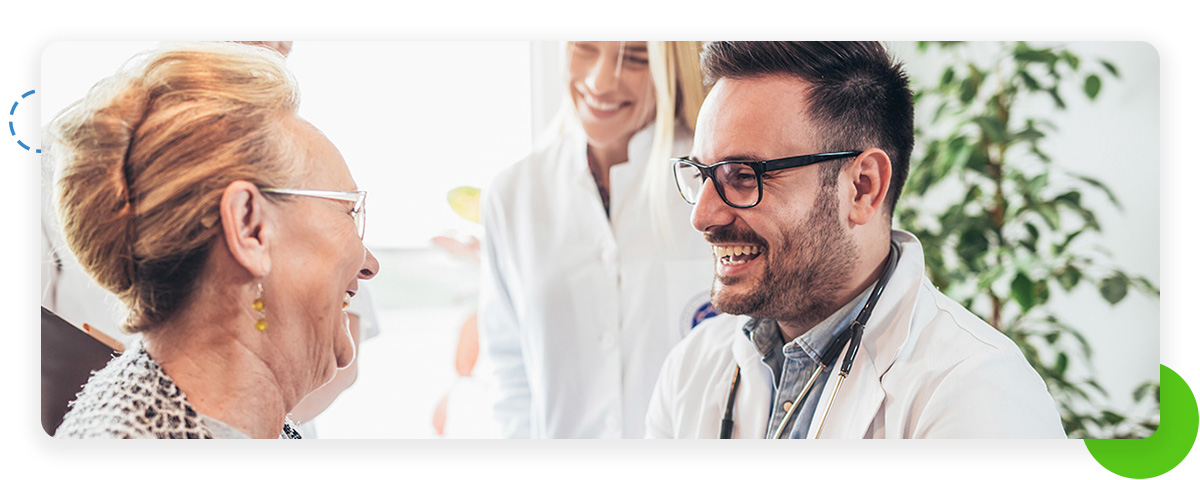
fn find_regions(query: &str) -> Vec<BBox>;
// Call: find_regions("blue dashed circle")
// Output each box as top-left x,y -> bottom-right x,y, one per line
9,89 -> 40,154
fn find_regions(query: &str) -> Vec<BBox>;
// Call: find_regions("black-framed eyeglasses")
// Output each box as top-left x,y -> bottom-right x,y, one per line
671,151 -> 862,208
260,187 -> 368,239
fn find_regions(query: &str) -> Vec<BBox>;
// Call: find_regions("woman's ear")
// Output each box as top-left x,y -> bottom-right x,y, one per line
219,180 -> 272,277
847,148 -> 892,226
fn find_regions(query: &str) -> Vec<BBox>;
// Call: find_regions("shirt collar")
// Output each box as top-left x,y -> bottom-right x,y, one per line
566,121 -> 661,175
742,285 -> 874,363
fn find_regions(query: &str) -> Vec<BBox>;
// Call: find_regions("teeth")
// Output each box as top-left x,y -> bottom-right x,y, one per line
584,94 -> 621,111
343,292 -> 352,310
712,245 -> 761,262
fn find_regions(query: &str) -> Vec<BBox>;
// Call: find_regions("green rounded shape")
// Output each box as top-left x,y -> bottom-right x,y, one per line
1085,365 -> 1197,478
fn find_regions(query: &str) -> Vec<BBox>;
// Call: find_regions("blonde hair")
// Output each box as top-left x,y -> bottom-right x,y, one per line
47,42 -> 303,333
645,41 -> 707,243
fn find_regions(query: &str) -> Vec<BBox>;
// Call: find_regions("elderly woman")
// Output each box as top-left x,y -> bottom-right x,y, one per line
49,42 -> 378,439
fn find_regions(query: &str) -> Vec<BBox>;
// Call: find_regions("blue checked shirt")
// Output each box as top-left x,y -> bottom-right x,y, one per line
742,287 -> 872,439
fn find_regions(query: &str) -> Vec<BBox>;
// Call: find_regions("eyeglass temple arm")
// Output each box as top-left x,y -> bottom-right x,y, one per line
760,151 -> 863,173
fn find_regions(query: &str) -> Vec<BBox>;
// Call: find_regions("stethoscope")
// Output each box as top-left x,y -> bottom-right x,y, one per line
719,240 -> 901,439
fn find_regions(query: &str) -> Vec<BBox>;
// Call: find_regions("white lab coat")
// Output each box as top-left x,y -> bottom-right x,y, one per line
645,230 -> 1067,439
478,122 -> 714,438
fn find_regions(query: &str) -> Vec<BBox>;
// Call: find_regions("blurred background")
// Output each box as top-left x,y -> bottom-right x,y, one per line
40,41 -> 1158,439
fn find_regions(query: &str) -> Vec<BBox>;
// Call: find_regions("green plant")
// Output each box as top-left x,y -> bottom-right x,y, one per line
895,41 -> 1159,438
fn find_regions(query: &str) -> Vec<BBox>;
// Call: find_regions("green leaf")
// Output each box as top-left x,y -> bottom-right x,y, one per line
932,100 -> 951,123
1133,382 -> 1156,402
1034,202 -> 1061,230
940,67 -> 956,88
1014,45 -> 1058,64
977,264 -> 1007,291
965,144 -> 990,173
960,76 -> 978,104
1027,172 -> 1050,196
1101,410 -> 1126,425
975,116 -> 1010,143
1054,352 -> 1069,375
1046,331 -> 1060,344
1012,272 -> 1035,312
1048,86 -> 1067,109
1101,60 -> 1121,78
1034,279 -> 1051,306
1099,274 -> 1130,304
956,227 -> 990,272
1018,70 -> 1042,90
935,136 -> 971,178
1050,318 -> 1094,361
1029,145 -> 1052,163
1054,229 -> 1087,256
1084,378 -> 1109,396
1063,51 -> 1081,70
1084,74 -> 1102,100
1012,120 -> 1047,143
1057,265 -> 1082,291
1024,222 -> 1040,243
1069,173 -> 1123,211
1133,276 -> 1161,296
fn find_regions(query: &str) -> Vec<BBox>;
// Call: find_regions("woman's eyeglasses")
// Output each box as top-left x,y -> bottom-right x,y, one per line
671,151 -> 862,208
260,187 -> 367,239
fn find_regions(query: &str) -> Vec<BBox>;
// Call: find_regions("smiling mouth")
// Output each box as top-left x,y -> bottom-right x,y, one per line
343,290 -> 356,310
713,244 -> 763,265
581,92 -> 626,112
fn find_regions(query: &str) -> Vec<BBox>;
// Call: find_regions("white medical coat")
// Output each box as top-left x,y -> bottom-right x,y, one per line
479,123 -> 714,438
645,230 -> 1067,439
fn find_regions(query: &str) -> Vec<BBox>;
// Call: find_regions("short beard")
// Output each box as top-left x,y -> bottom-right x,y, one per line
709,187 -> 857,332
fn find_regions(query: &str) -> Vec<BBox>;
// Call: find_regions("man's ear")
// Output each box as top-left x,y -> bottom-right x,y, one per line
219,180 -> 272,278
846,148 -> 892,226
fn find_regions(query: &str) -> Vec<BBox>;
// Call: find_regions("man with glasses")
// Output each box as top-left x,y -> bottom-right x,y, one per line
645,42 -> 1065,438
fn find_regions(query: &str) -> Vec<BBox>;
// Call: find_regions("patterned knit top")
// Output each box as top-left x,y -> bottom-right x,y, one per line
54,341 -> 301,439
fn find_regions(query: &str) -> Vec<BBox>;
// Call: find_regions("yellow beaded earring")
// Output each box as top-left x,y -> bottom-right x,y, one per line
253,282 -> 268,331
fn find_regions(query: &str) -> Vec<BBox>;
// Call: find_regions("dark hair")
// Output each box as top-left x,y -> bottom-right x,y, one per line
700,41 -> 914,213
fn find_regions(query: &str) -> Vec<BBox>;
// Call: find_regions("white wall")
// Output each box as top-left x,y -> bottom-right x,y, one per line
42,41 -> 535,251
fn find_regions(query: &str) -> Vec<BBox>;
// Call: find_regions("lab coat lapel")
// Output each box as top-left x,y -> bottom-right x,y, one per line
806,344 -> 884,439
607,125 -> 654,223
806,231 -> 925,438
730,317 -> 772,439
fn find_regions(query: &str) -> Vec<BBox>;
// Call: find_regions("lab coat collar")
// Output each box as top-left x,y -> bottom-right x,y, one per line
566,122 -> 658,182
570,121 -> 687,225
807,230 -> 925,438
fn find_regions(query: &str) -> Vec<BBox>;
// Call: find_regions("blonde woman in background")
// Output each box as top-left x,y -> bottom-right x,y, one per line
49,42 -> 378,438
478,41 -> 715,438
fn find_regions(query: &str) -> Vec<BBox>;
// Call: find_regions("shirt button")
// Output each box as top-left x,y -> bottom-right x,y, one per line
782,401 -> 794,412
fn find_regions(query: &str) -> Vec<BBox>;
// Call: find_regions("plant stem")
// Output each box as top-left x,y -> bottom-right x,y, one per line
985,61 -> 1012,330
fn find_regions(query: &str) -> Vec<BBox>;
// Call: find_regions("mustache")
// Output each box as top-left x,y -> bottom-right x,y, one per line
704,225 -> 767,247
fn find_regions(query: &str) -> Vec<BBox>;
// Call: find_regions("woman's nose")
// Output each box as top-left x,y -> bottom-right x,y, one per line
584,53 -> 621,95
